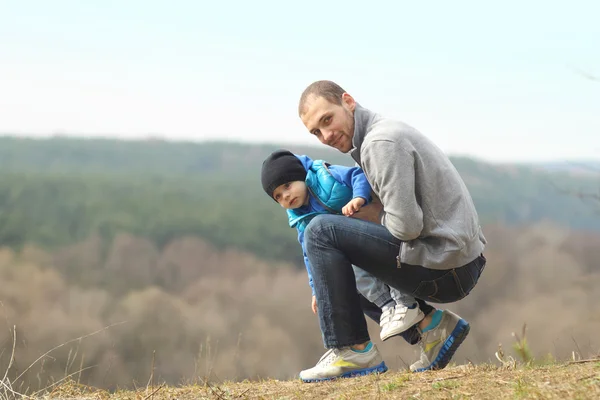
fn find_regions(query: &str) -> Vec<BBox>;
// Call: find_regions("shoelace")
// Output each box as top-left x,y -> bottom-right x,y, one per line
417,331 -> 436,354
316,349 -> 339,367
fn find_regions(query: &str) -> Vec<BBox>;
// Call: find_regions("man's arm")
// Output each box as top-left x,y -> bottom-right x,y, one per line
360,139 -> 423,240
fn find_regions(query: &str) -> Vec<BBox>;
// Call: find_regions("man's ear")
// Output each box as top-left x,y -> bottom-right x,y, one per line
341,92 -> 356,112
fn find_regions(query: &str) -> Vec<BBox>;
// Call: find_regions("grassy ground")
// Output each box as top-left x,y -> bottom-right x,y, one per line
39,360 -> 600,400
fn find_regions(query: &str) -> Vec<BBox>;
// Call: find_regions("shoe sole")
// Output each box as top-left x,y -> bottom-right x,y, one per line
301,361 -> 388,383
380,310 -> 426,341
412,319 -> 470,373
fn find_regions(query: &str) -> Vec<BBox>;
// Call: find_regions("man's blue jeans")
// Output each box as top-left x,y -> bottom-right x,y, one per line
304,214 -> 486,348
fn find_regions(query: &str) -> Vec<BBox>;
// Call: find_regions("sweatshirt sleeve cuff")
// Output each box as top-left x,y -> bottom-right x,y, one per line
353,189 -> 372,203
352,195 -> 370,205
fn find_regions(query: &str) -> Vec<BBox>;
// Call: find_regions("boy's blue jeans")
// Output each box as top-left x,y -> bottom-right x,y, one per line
352,265 -> 417,308
304,214 -> 486,348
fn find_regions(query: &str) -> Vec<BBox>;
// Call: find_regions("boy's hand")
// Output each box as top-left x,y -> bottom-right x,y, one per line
311,295 -> 317,314
351,201 -> 384,224
342,197 -> 366,216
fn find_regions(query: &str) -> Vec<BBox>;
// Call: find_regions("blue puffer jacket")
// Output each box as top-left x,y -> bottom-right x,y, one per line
286,160 -> 354,233
284,154 -> 372,295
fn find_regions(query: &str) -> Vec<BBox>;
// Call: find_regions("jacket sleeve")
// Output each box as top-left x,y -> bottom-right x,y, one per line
327,164 -> 372,203
297,228 -> 315,296
361,139 -> 423,240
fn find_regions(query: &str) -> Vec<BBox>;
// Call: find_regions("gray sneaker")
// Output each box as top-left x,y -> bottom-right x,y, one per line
410,310 -> 470,372
299,343 -> 388,382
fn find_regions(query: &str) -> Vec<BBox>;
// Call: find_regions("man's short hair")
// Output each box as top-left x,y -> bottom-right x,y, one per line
298,80 -> 346,116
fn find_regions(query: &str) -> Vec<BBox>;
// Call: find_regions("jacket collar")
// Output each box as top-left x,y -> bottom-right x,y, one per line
350,103 -> 378,164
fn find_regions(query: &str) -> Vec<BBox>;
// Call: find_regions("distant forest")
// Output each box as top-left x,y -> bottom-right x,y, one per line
0,136 -> 598,266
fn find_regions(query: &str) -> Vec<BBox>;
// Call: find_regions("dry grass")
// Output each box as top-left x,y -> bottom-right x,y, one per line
37,360 -> 600,400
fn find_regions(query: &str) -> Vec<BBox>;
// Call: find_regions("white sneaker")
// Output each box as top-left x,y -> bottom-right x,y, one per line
380,304 -> 425,341
299,343 -> 388,382
379,304 -> 395,329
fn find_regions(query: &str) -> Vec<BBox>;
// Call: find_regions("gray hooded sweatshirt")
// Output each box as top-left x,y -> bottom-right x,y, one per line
350,104 -> 486,270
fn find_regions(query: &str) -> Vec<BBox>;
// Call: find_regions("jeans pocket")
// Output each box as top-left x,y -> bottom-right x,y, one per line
413,276 -> 439,302
464,255 -> 486,289
413,270 -> 465,304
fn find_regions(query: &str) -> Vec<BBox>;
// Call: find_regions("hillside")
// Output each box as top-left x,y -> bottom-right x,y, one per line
40,362 -> 600,399
1,220 -> 600,392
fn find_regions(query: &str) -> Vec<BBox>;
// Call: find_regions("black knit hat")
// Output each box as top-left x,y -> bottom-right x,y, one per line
261,150 -> 307,198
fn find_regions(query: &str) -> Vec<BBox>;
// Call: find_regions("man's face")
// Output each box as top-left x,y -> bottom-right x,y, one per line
300,93 -> 356,153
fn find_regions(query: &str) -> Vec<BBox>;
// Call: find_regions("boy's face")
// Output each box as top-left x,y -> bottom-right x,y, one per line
272,181 -> 309,209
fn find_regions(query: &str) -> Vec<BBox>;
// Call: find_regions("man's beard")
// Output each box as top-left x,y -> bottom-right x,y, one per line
339,108 -> 355,153
346,108 -> 355,134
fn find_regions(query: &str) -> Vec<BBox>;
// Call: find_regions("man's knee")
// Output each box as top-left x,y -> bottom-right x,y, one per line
305,214 -> 336,244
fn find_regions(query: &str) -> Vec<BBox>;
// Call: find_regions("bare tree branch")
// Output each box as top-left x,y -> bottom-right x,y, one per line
568,65 -> 599,82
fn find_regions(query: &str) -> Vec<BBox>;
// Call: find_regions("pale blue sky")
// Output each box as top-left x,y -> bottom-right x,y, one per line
1,1 -> 598,162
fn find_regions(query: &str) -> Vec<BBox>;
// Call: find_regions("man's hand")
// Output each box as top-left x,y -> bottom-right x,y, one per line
350,201 -> 384,224
342,197 -> 366,216
311,295 -> 318,314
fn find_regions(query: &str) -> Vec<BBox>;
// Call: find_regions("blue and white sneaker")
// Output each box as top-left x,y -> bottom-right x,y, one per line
299,342 -> 388,382
410,310 -> 470,372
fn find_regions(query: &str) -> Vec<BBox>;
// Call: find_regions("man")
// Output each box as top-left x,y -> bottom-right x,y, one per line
296,80 -> 487,382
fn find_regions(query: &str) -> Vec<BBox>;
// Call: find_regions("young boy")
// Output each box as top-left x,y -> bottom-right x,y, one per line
261,150 -> 424,340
